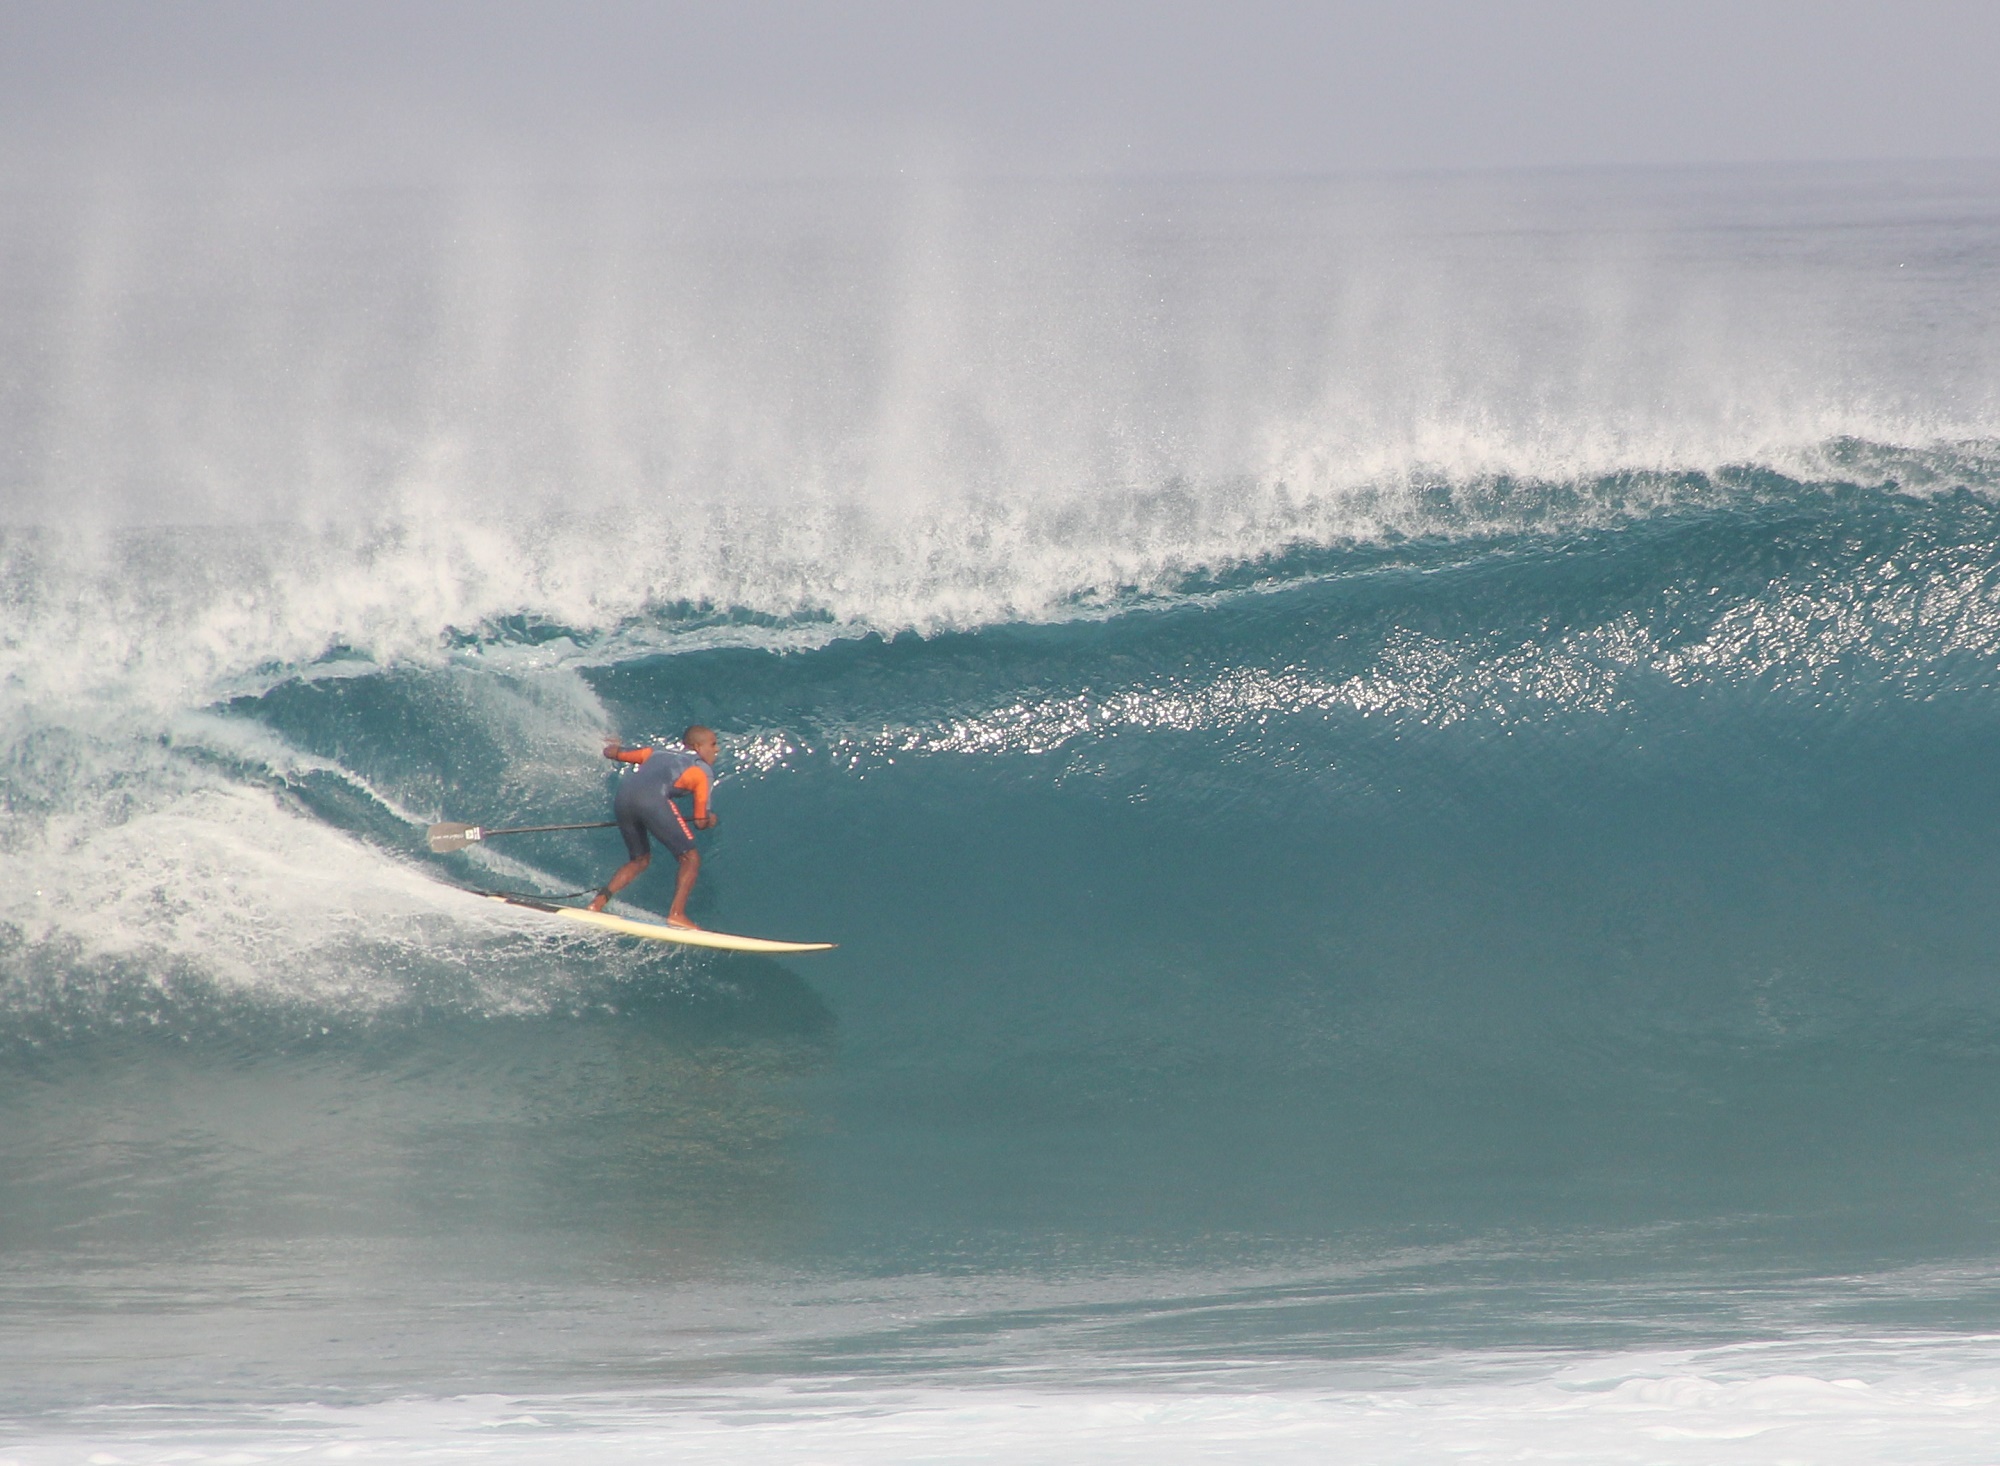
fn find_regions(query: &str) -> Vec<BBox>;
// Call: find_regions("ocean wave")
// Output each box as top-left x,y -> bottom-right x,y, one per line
5,448 -> 1999,719
10,469 -> 2000,1020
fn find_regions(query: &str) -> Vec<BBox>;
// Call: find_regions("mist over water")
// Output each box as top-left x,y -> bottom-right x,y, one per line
9,160 -> 2000,1460
11,162 -> 1998,523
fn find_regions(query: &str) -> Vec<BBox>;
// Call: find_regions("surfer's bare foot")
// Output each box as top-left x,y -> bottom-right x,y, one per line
667,914 -> 702,930
587,894 -> 609,913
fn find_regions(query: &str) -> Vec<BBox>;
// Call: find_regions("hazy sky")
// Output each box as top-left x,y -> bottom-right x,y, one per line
5,0 -> 1999,176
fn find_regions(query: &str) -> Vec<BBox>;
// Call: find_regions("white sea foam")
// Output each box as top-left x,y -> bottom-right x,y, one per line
9,1337 -> 2000,1465
6,438 -> 1997,731
0,483 -> 1717,714
0,713 -> 651,1020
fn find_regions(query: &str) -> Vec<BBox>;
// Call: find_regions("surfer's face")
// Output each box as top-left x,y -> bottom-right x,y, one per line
688,731 -> 719,764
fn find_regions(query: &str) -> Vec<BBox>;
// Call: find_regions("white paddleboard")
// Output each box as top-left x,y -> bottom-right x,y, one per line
484,893 -> 834,953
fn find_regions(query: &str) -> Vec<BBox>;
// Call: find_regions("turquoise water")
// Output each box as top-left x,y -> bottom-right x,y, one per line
7,164 -> 2000,1460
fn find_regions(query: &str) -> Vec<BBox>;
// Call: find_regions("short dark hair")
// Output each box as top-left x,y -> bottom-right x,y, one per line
682,724 -> 716,746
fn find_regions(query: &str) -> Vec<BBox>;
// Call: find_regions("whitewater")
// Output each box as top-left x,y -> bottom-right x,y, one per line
7,159 -> 2000,1462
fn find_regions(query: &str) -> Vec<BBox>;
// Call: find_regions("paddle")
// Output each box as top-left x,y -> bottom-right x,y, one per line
427,820 -> 616,853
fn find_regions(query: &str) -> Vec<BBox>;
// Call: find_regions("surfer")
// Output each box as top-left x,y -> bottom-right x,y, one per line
590,725 -> 720,928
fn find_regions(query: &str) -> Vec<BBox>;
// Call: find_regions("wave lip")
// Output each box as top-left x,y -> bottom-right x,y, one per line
8,442 -> 2000,719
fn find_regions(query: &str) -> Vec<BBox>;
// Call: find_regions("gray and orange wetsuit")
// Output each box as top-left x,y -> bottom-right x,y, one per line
609,746 -> 713,860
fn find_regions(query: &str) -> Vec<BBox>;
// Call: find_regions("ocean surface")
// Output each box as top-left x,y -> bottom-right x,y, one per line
7,160 -> 2000,1461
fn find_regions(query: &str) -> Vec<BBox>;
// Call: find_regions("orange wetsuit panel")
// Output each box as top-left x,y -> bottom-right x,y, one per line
672,763 -> 711,821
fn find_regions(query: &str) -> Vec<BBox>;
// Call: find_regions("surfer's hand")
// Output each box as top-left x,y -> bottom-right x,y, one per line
602,740 -> 624,759
697,813 -> 718,829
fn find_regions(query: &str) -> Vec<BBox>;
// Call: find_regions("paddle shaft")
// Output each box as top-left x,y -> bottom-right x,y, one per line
427,819 -> 616,852
479,821 -> 617,838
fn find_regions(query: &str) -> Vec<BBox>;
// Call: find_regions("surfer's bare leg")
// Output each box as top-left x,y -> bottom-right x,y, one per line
589,854 -> 649,912
667,849 -> 701,929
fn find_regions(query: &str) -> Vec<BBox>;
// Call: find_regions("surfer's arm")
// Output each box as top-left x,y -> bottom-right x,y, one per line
602,742 -> 653,765
672,764 -> 714,824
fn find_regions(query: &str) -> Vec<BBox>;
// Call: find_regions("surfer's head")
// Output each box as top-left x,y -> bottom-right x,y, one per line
681,725 -> 719,763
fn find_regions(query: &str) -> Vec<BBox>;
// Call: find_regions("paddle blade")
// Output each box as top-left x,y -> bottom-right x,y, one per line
427,822 -> 482,853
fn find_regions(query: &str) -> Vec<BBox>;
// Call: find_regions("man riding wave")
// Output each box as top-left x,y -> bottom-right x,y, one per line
591,725 -> 719,928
